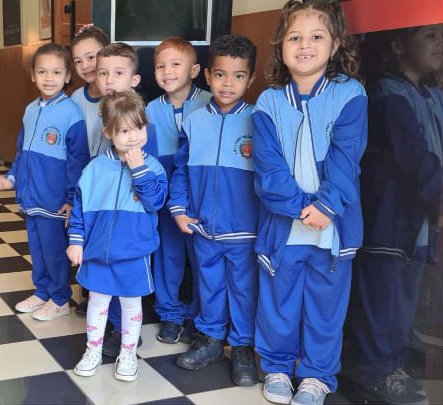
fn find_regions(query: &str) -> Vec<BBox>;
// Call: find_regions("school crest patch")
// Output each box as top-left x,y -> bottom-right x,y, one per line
233,135 -> 252,159
42,127 -> 61,146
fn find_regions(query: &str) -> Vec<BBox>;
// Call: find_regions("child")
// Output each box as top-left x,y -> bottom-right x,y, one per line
146,37 -> 211,344
168,34 -> 259,387
93,42 -> 159,357
0,44 -> 89,321
68,91 -> 168,381
70,24 -> 110,316
252,1 -> 367,404
348,25 -> 442,405
71,24 -> 110,156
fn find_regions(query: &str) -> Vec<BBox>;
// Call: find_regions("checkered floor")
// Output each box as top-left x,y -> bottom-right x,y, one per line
1,164 -> 442,405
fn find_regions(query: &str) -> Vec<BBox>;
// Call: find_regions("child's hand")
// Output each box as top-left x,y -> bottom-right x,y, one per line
58,203 -> 72,228
125,148 -> 144,169
0,176 -> 14,191
67,245 -> 83,266
174,214 -> 198,234
300,204 -> 331,230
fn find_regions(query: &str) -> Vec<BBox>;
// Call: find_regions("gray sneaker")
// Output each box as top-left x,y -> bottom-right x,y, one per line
263,373 -> 293,404
291,378 -> 330,405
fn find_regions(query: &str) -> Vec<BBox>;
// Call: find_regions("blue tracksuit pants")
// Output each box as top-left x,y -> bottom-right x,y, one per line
255,245 -> 352,392
26,215 -> 72,306
153,206 -> 199,324
193,236 -> 258,346
349,250 -> 426,385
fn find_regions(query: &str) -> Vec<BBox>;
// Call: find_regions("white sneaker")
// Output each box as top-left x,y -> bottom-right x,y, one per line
263,373 -> 294,404
15,295 -> 46,313
32,299 -> 70,321
115,349 -> 138,382
74,344 -> 102,377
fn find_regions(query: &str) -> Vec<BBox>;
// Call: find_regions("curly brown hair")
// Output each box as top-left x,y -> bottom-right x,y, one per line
266,0 -> 361,88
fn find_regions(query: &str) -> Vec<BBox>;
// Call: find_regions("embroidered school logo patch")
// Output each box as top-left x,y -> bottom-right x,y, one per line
42,127 -> 61,145
234,135 -> 253,159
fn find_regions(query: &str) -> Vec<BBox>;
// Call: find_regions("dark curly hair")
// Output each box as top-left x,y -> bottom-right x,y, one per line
266,0 -> 361,88
71,24 -> 109,50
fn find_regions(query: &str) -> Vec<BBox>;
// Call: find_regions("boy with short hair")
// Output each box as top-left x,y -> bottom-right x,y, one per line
94,42 -> 158,356
147,37 -> 211,344
168,34 -> 259,386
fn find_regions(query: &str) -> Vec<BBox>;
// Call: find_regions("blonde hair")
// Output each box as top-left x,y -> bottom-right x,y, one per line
100,91 -> 147,135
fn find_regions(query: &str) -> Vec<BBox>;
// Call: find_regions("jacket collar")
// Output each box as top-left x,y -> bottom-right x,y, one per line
205,97 -> 249,115
39,91 -> 68,107
160,84 -> 201,105
283,75 -> 329,111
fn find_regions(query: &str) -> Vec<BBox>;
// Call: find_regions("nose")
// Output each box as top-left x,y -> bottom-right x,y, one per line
300,36 -> 310,48
222,76 -> 233,87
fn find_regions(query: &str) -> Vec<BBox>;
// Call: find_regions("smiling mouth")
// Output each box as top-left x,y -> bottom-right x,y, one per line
297,55 -> 314,61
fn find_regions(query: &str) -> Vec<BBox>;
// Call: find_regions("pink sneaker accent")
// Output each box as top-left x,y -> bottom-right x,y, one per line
32,299 -> 70,321
15,295 -> 46,313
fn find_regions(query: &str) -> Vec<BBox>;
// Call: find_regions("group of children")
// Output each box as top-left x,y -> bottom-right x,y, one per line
0,1 -> 371,404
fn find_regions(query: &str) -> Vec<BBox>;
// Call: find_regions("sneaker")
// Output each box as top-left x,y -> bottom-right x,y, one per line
357,373 -> 429,405
102,331 -> 143,358
231,345 -> 259,386
75,298 -> 88,316
395,368 -> 426,396
15,295 -> 46,313
73,343 -> 102,377
176,333 -> 224,370
179,319 -> 197,344
114,349 -> 138,381
157,320 -> 183,344
263,373 -> 293,404
32,299 -> 70,321
291,378 -> 330,405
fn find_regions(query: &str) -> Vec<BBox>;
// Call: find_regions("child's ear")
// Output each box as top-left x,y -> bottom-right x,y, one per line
131,74 -> 141,88
204,67 -> 211,85
191,63 -> 201,79
247,72 -> 256,89
65,72 -> 71,84
103,128 -> 112,140
391,40 -> 404,57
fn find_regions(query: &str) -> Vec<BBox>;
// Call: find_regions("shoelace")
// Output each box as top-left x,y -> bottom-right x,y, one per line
117,350 -> 137,368
81,345 -> 101,365
265,373 -> 294,391
381,373 -> 406,395
298,378 -> 330,397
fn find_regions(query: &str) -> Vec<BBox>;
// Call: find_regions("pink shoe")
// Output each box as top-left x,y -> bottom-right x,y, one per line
15,295 -> 46,313
32,299 -> 70,321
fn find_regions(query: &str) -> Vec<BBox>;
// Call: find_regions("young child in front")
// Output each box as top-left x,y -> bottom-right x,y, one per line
146,37 -> 211,344
252,1 -> 367,404
92,42 -> 159,357
68,91 -> 168,381
71,24 -> 109,156
0,43 -> 89,321
168,34 -> 259,387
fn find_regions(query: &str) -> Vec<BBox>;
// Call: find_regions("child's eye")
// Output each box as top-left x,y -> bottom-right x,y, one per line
98,71 -> 107,77
214,72 -> 224,79
73,60 -> 81,66
173,62 -> 181,67
155,64 -> 164,71
234,73 -> 246,80
87,55 -> 96,61
288,35 -> 301,42
116,70 -> 123,76
312,34 -> 323,40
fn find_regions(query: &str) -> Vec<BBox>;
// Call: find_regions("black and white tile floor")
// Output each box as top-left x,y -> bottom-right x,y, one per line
1,164 -> 442,405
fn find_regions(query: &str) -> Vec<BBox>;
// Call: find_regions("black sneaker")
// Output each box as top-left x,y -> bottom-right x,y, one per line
179,319 -> 197,344
357,372 -> 429,405
394,368 -> 426,396
75,299 -> 88,316
176,333 -> 224,370
231,345 -> 259,386
102,331 -> 143,358
157,321 -> 183,344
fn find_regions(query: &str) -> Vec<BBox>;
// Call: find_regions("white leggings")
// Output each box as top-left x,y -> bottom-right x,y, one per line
86,291 -> 142,352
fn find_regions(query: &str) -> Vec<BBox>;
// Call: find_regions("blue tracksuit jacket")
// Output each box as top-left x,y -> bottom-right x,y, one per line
146,86 -> 212,179
7,92 -> 89,218
168,98 -> 258,242
252,75 -> 368,274
68,148 -> 168,264
359,74 -> 443,262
